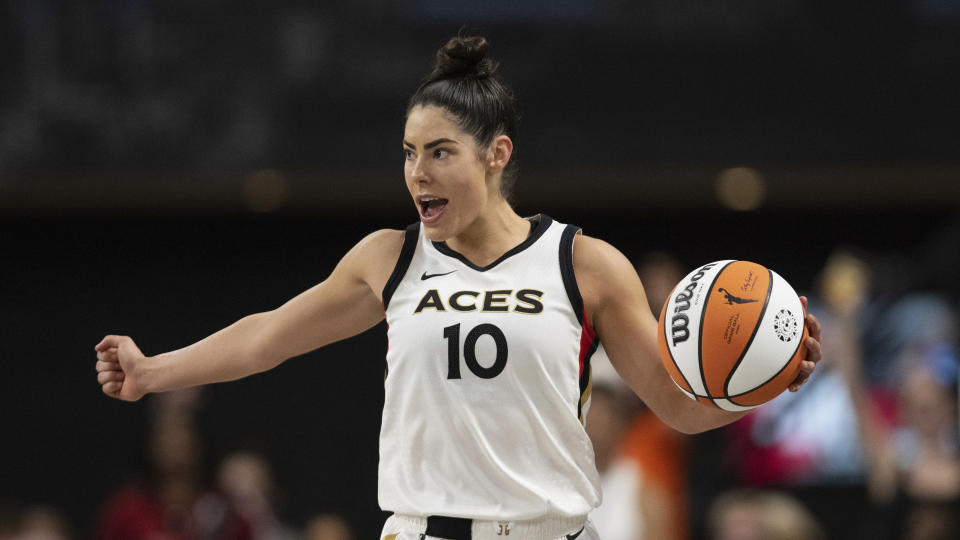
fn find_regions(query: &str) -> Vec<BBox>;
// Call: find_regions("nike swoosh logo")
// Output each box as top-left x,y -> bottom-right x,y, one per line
421,270 -> 457,280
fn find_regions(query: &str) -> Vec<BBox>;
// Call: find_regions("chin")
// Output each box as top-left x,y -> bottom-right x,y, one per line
421,221 -> 452,242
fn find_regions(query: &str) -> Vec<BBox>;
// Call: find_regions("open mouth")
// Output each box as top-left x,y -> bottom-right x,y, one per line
418,196 -> 449,222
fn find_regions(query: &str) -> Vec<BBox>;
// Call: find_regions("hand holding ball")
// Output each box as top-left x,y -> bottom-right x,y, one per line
657,260 -> 808,411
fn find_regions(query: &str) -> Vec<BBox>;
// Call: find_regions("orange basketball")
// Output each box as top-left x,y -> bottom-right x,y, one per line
656,260 -> 808,410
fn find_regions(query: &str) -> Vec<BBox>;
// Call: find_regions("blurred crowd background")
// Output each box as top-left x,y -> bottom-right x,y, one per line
2,1 -> 959,540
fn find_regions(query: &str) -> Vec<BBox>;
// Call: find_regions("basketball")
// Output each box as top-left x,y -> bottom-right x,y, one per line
656,260 -> 808,411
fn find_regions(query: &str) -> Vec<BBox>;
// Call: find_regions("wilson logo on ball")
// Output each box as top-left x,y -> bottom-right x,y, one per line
669,261 -> 719,346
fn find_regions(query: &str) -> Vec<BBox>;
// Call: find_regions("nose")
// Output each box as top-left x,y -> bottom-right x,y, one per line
409,157 -> 429,184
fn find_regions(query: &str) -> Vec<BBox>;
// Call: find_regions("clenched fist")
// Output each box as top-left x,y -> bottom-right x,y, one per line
95,335 -> 147,401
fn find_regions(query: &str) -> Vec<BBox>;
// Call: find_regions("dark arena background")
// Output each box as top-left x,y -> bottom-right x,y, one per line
2,2 -> 959,540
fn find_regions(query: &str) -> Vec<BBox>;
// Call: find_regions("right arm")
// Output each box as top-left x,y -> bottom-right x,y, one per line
821,253 -> 898,502
95,229 -> 405,401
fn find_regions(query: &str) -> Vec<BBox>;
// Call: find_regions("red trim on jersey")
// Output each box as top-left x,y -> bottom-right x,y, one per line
578,308 -> 596,378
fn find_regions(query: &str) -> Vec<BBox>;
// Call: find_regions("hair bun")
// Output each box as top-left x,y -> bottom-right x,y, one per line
433,35 -> 498,79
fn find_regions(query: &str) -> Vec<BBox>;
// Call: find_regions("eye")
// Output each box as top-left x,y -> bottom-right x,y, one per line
403,148 -> 414,160
433,148 -> 450,159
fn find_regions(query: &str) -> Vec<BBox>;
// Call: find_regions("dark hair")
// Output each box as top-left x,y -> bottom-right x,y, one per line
407,35 -> 520,201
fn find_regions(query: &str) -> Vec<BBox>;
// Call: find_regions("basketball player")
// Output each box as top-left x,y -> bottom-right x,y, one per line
95,35 -> 823,540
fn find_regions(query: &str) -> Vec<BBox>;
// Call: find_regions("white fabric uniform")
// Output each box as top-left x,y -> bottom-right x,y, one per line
379,215 -> 602,535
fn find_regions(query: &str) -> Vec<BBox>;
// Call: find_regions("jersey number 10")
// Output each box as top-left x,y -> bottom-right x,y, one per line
443,323 -> 508,379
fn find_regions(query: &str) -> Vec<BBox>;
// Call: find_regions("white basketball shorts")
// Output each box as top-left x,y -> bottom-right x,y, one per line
379,514 -> 601,540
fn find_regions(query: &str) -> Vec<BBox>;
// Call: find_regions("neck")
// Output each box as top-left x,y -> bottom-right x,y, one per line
445,198 -> 530,267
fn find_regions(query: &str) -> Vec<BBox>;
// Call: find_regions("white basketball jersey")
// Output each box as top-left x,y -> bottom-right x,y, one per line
379,215 -> 602,521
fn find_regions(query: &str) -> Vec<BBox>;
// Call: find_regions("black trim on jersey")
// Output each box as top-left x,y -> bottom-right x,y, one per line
559,224 -> 584,325
431,214 -> 553,272
577,335 -> 600,421
382,222 -> 420,309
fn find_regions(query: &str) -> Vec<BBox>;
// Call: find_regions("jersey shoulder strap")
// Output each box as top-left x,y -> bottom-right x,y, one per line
382,222 -> 420,309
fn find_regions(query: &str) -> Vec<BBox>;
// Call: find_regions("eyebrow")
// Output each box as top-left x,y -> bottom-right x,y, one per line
402,137 -> 459,150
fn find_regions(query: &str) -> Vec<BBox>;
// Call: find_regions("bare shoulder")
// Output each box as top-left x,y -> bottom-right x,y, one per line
572,234 -> 647,319
352,228 -> 407,258
346,228 -> 408,302
572,234 -> 641,290
571,234 -> 634,275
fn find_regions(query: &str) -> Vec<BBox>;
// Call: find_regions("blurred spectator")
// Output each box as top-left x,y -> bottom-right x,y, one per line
0,504 -> 71,540
585,370 -> 634,476
707,488 -> 825,540
303,514 -> 353,540
586,376 -> 643,540
831,268 -> 960,540
96,389 -> 252,540
867,294 -> 959,388
590,389 -> 690,540
15,505 -> 70,540
216,451 -> 298,540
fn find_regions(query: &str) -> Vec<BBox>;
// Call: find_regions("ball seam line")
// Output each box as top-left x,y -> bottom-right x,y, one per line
698,260 -> 735,408
724,266 -> 774,404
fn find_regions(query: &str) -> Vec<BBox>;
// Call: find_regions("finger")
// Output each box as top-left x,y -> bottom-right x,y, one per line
789,370 -> 811,391
803,313 -> 823,339
96,348 -> 119,363
98,371 -> 125,384
788,356 -> 817,391
800,295 -> 808,311
96,360 -> 120,373
102,381 -> 122,396
95,335 -> 127,352
805,335 -> 823,364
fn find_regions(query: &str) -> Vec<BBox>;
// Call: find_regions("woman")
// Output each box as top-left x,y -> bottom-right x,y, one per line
96,35 -> 822,540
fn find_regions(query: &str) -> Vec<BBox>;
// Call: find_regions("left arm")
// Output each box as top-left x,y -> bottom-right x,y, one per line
573,234 -> 822,434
